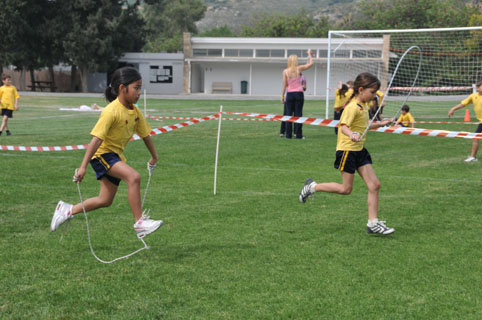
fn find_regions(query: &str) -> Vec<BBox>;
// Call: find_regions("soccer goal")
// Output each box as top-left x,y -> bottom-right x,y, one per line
325,26 -> 482,120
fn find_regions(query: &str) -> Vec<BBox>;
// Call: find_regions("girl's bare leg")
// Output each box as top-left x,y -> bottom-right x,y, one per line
315,171 -> 355,195
71,178 -> 118,215
357,164 -> 381,221
108,161 -> 143,221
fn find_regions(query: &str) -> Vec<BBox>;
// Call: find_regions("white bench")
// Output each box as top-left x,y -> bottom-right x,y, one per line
212,82 -> 232,94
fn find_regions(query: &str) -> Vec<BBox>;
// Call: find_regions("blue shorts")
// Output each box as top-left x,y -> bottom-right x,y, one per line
334,148 -> 372,174
476,123 -> 482,133
1,109 -> 13,118
90,153 -> 122,186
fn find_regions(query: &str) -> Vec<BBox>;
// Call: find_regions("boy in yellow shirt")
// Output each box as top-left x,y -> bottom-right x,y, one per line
395,105 -> 415,127
448,80 -> 482,162
0,74 -> 20,136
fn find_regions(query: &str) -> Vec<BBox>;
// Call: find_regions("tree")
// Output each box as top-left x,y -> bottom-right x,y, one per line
142,0 -> 206,52
62,0 -> 146,92
240,10 -> 330,38
346,0 -> 478,30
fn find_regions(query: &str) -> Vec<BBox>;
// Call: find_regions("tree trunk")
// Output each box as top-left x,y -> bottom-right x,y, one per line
29,68 -> 36,91
48,65 -> 56,92
79,65 -> 89,93
70,64 -> 77,92
19,68 -> 26,91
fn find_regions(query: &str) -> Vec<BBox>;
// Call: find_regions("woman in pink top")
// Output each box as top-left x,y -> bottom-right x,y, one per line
281,49 -> 313,139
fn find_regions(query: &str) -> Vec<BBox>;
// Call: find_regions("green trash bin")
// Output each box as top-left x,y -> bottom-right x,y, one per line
241,81 -> 248,94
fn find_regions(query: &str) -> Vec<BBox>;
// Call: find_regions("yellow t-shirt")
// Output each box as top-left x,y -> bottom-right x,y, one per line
90,98 -> 152,162
336,99 -> 369,151
398,112 -> 415,126
0,85 -> 20,110
461,92 -> 482,123
334,88 -> 353,110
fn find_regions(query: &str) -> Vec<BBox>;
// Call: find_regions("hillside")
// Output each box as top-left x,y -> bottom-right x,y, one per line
196,0 -> 356,32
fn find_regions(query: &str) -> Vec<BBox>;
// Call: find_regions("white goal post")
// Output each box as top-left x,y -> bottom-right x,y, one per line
325,26 -> 482,120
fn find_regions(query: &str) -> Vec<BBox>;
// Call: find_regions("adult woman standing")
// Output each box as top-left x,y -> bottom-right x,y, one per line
281,49 -> 313,139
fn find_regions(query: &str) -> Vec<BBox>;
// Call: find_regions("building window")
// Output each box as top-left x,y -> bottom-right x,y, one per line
193,49 -> 207,56
239,49 -> 253,57
271,49 -> 284,57
332,50 -> 350,58
353,50 -> 367,58
367,50 -> 382,58
225,49 -> 254,57
256,49 -> 270,57
150,65 -> 173,83
207,49 -> 222,56
318,50 -> 328,58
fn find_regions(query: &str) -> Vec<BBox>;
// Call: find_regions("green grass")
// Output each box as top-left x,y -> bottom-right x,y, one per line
1,96 -> 481,319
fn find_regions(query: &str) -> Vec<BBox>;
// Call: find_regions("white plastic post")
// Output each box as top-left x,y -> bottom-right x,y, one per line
144,89 -> 147,116
214,105 -> 223,195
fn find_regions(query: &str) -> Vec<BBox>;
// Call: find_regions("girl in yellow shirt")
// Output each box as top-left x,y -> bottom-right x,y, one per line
299,72 -> 395,235
51,67 -> 163,239
448,80 -> 482,162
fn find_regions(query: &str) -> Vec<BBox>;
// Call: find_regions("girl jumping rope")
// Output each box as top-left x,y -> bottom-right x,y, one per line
299,72 -> 395,235
50,67 -> 163,239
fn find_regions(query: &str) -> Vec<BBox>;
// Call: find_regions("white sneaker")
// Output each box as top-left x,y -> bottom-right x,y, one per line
133,210 -> 163,239
299,178 -> 316,203
366,221 -> 395,235
51,201 -> 73,232
464,156 -> 478,162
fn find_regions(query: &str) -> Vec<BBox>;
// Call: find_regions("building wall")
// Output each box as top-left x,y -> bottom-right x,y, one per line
119,53 -> 184,95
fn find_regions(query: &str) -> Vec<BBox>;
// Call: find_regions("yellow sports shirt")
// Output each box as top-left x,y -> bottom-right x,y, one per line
398,112 -> 415,126
90,98 -> 152,162
336,99 -> 369,151
334,88 -> 353,110
0,85 -> 20,110
461,92 -> 482,123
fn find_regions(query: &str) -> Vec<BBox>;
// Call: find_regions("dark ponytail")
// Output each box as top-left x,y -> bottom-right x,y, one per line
104,67 -> 142,102
337,83 -> 348,97
346,72 -> 381,104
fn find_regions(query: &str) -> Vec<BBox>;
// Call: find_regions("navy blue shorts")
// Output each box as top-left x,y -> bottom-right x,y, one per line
1,109 -> 13,118
476,123 -> 482,133
334,148 -> 372,174
90,153 -> 122,186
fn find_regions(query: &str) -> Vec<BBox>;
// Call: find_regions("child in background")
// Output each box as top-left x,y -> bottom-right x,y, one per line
333,80 -> 353,135
50,67 -> 163,239
299,72 -> 395,235
0,74 -> 20,136
395,104 -> 415,127
368,90 -> 385,121
448,80 -> 482,162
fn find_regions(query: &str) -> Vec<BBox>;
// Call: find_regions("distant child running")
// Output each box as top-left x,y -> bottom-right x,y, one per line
448,80 -> 482,162
395,104 -> 415,128
299,72 -> 395,235
50,67 -> 163,238
0,74 -> 20,136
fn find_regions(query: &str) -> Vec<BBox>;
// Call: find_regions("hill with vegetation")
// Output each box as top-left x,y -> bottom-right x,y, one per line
196,0 -> 356,32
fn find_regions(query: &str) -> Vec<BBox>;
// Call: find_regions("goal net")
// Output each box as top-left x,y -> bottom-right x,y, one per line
325,27 -> 482,121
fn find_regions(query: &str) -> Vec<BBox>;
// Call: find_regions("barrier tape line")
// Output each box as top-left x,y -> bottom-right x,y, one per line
147,115 -> 277,122
0,114 -> 220,152
224,112 -> 482,140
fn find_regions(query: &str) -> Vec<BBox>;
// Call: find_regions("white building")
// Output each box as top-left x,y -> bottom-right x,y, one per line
183,33 -> 389,97
119,52 -> 184,95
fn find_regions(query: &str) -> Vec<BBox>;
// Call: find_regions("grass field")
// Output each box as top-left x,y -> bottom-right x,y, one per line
1,95 -> 481,319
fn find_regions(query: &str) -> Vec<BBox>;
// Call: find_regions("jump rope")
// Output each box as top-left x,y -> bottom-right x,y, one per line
358,46 -> 422,141
60,162 -> 156,264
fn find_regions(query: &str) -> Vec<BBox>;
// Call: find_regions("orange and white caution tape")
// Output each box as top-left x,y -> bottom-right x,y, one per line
147,114 -> 276,122
1,114 -> 220,152
226,111 -> 482,140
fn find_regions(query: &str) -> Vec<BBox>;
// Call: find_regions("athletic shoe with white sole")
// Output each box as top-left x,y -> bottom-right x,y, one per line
299,178 -> 316,203
50,201 -> 74,232
366,221 -> 395,235
464,156 -> 478,162
133,211 -> 163,239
